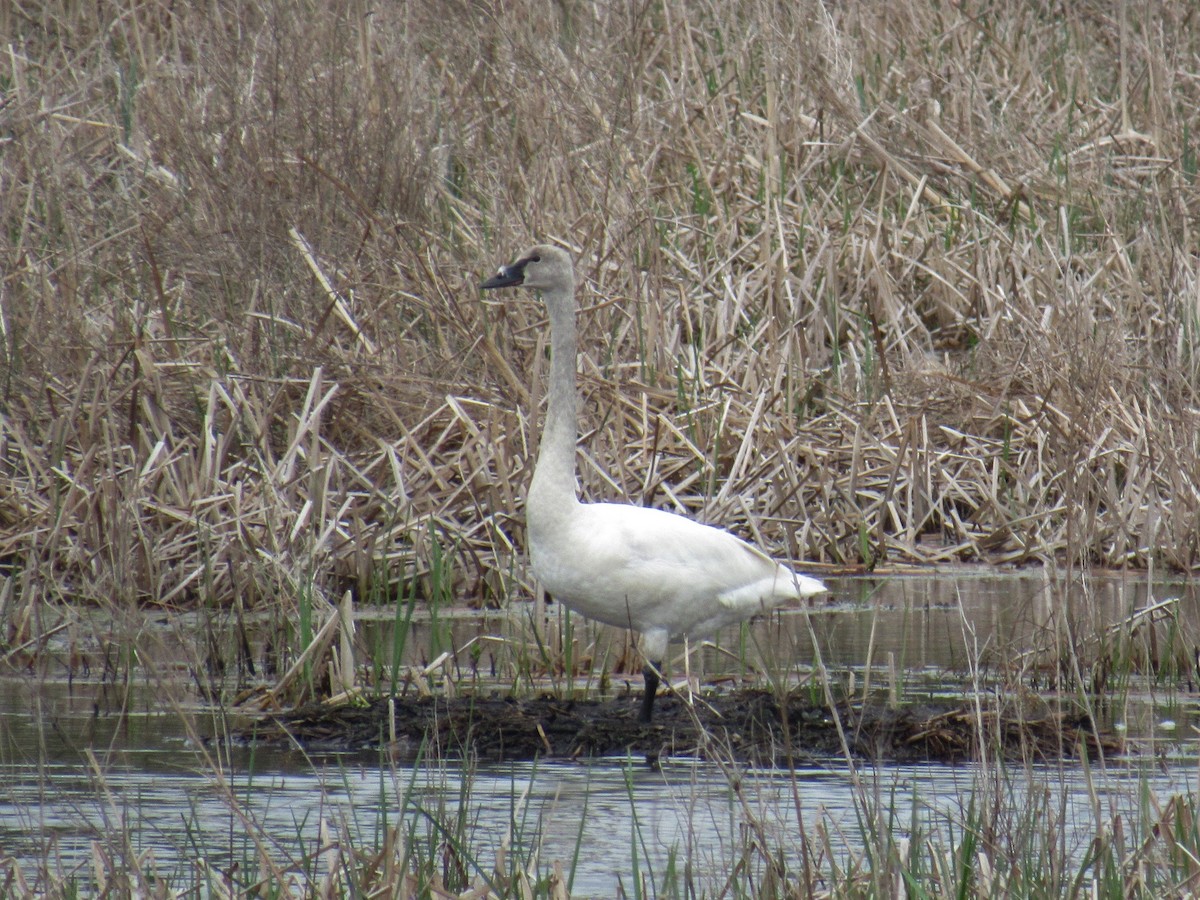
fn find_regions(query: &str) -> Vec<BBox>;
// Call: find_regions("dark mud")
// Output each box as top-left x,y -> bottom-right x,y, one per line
239,689 -> 1122,766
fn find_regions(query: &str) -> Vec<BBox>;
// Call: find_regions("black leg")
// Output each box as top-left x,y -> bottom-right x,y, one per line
639,659 -> 662,724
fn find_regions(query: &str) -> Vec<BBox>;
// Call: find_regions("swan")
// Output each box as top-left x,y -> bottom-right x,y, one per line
481,244 -> 828,722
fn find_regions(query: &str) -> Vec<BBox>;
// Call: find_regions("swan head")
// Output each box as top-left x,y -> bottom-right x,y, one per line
480,244 -> 574,294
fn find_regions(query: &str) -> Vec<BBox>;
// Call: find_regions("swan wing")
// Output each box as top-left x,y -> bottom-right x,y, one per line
530,502 -> 825,635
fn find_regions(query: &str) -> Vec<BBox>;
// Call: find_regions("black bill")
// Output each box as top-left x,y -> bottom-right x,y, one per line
480,255 -> 535,289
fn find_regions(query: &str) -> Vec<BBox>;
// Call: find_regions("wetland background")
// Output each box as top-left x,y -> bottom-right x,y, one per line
3,0 -> 1200,896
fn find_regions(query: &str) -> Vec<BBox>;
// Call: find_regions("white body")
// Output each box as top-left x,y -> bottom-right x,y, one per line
528,500 -> 826,662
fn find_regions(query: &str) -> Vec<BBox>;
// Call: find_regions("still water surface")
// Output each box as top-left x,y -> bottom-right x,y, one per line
2,572 -> 1198,895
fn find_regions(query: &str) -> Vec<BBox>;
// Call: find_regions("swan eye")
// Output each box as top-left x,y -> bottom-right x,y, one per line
529,255 -> 541,263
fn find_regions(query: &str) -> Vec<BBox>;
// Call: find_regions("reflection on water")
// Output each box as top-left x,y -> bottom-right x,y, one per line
1,572 -> 1198,894
354,568 -> 1200,687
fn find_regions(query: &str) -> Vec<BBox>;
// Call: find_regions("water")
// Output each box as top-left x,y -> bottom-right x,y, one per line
2,572 -> 1198,895
4,728 -> 1197,895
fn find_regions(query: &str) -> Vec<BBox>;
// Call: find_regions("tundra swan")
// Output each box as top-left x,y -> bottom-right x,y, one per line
481,244 -> 827,722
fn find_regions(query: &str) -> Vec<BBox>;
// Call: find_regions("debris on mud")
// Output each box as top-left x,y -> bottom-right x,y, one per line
236,689 -> 1122,766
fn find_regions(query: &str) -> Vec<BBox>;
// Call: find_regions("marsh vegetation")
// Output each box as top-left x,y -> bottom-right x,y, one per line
3,0 -> 1200,895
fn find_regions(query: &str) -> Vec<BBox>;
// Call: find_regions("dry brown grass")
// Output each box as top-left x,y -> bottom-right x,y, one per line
2,0 -> 1199,618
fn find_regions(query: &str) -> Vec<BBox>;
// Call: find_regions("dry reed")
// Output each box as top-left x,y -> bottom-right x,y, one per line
2,0 -> 1198,624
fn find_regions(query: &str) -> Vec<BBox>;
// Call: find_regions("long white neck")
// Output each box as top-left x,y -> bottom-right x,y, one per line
528,283 -> 581,520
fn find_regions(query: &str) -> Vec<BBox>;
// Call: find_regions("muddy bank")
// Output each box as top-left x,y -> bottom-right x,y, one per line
238,689 -> 1121,766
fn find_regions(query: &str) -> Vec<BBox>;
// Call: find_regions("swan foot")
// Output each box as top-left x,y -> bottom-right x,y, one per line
639,660 -> 663,724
